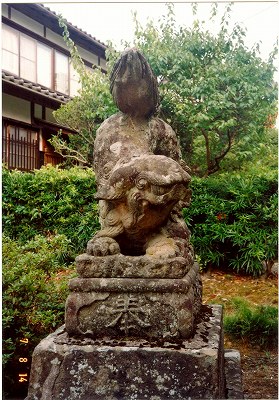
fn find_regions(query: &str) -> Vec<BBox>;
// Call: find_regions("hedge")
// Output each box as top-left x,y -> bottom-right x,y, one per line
2,165 -> 99,253
184,168 -> 278,275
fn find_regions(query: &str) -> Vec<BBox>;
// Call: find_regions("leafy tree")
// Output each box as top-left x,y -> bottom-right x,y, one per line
220,126 -> 278,173
51,5 -> 277,176
133,3 -> 278,176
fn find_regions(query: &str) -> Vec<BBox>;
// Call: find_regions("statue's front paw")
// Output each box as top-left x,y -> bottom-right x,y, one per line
87,237 -> 120,256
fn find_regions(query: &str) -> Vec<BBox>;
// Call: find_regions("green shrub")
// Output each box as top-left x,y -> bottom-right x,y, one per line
2,166 -> 99,396
2,234 -> 76,396
224,298 -> 278,348
184,168 -> 278,275
2,165 -> 100,253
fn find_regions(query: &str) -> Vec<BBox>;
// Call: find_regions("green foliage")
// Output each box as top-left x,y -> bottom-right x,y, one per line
3,161 -> 277,280
220,127 -> 278,173
184,168 -> 278,275
2,166 -> 99,396
2,165 -> 99,252
2,234 -> 74,361
2,234 -> 76,394
132,3 -> 278,176
224,298 -> 278,348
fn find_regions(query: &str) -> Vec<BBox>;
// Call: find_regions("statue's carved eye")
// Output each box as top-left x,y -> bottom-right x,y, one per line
136,178 -> 147,190
103,163 -> 112,178
152,185 -> 168,195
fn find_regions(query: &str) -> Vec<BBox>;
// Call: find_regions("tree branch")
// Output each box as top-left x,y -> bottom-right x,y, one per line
49,137 -> 88,165
205,128 -> 237,176
215,129 -> 236,163
202,128 -> 212,176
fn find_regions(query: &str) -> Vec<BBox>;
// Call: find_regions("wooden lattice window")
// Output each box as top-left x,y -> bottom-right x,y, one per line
2,121 -> 39,171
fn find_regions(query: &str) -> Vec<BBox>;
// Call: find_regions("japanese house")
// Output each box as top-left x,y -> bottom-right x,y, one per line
2,3 -> 107,171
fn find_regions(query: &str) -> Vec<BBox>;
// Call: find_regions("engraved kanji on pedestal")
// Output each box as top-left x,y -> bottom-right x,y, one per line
105,295 -> 151,334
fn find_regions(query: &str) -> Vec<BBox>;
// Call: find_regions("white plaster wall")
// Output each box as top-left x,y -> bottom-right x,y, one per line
46,29 -> 101,68
46,28 -> 68,51
99,57 -> 107,70
2,3 -> 9,18
78,46 -> 99,67
11,8 -> 44,37
2,94 -> 31,124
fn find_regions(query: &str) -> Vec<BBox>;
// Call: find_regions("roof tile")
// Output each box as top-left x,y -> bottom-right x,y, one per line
2,70 -> 72,104
39,4 -> 107,48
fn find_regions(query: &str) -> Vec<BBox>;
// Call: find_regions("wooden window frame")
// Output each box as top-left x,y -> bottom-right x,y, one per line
2,24 -> 20,75
2,18 -> 99,87
2,21 -> 84,95
19,32 -> 38,83
2,118 -> 40,171
54,49 -> 70,95
37,41 -> 53,89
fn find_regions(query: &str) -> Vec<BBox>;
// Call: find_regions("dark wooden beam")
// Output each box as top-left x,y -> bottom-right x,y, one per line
33,117 -> 77,134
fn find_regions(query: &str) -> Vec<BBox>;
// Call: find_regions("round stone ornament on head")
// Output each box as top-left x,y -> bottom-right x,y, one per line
110,48 -> 159,117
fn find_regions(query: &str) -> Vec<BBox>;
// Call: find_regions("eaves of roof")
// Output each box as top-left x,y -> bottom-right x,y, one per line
2,70 -> 72,108
7,3 -> 107,58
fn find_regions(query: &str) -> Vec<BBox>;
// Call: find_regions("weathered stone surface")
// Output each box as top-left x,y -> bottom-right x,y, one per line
76,251 -> 194,278
89,49 -> 192,259
65,263 -> 202,340
26,305 -> 225,400
224,349 -> 244,399
65,48 -> 202,342
90,152 -> 192,258
110,48 -> 159,118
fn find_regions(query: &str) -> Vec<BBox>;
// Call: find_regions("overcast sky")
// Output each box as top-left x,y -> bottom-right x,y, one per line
42,1 -> 278,61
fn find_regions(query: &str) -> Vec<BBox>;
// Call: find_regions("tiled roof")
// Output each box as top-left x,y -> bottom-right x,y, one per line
39,4 -> 107,49
2,70 -> 72,104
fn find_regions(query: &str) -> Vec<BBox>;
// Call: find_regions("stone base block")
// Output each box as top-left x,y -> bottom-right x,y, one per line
224,349 -> 244,399
26,305 -> 226,400
75,252 -> 193,278
65,263 -> 202,340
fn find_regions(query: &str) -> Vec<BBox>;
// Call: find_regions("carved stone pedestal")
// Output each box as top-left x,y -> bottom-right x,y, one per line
65,255 -> 201,340
26,305 -> 237,400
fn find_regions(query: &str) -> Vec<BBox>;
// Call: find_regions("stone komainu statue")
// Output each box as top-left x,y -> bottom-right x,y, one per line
88,48 -> 193,261
25,50 -> 207,400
